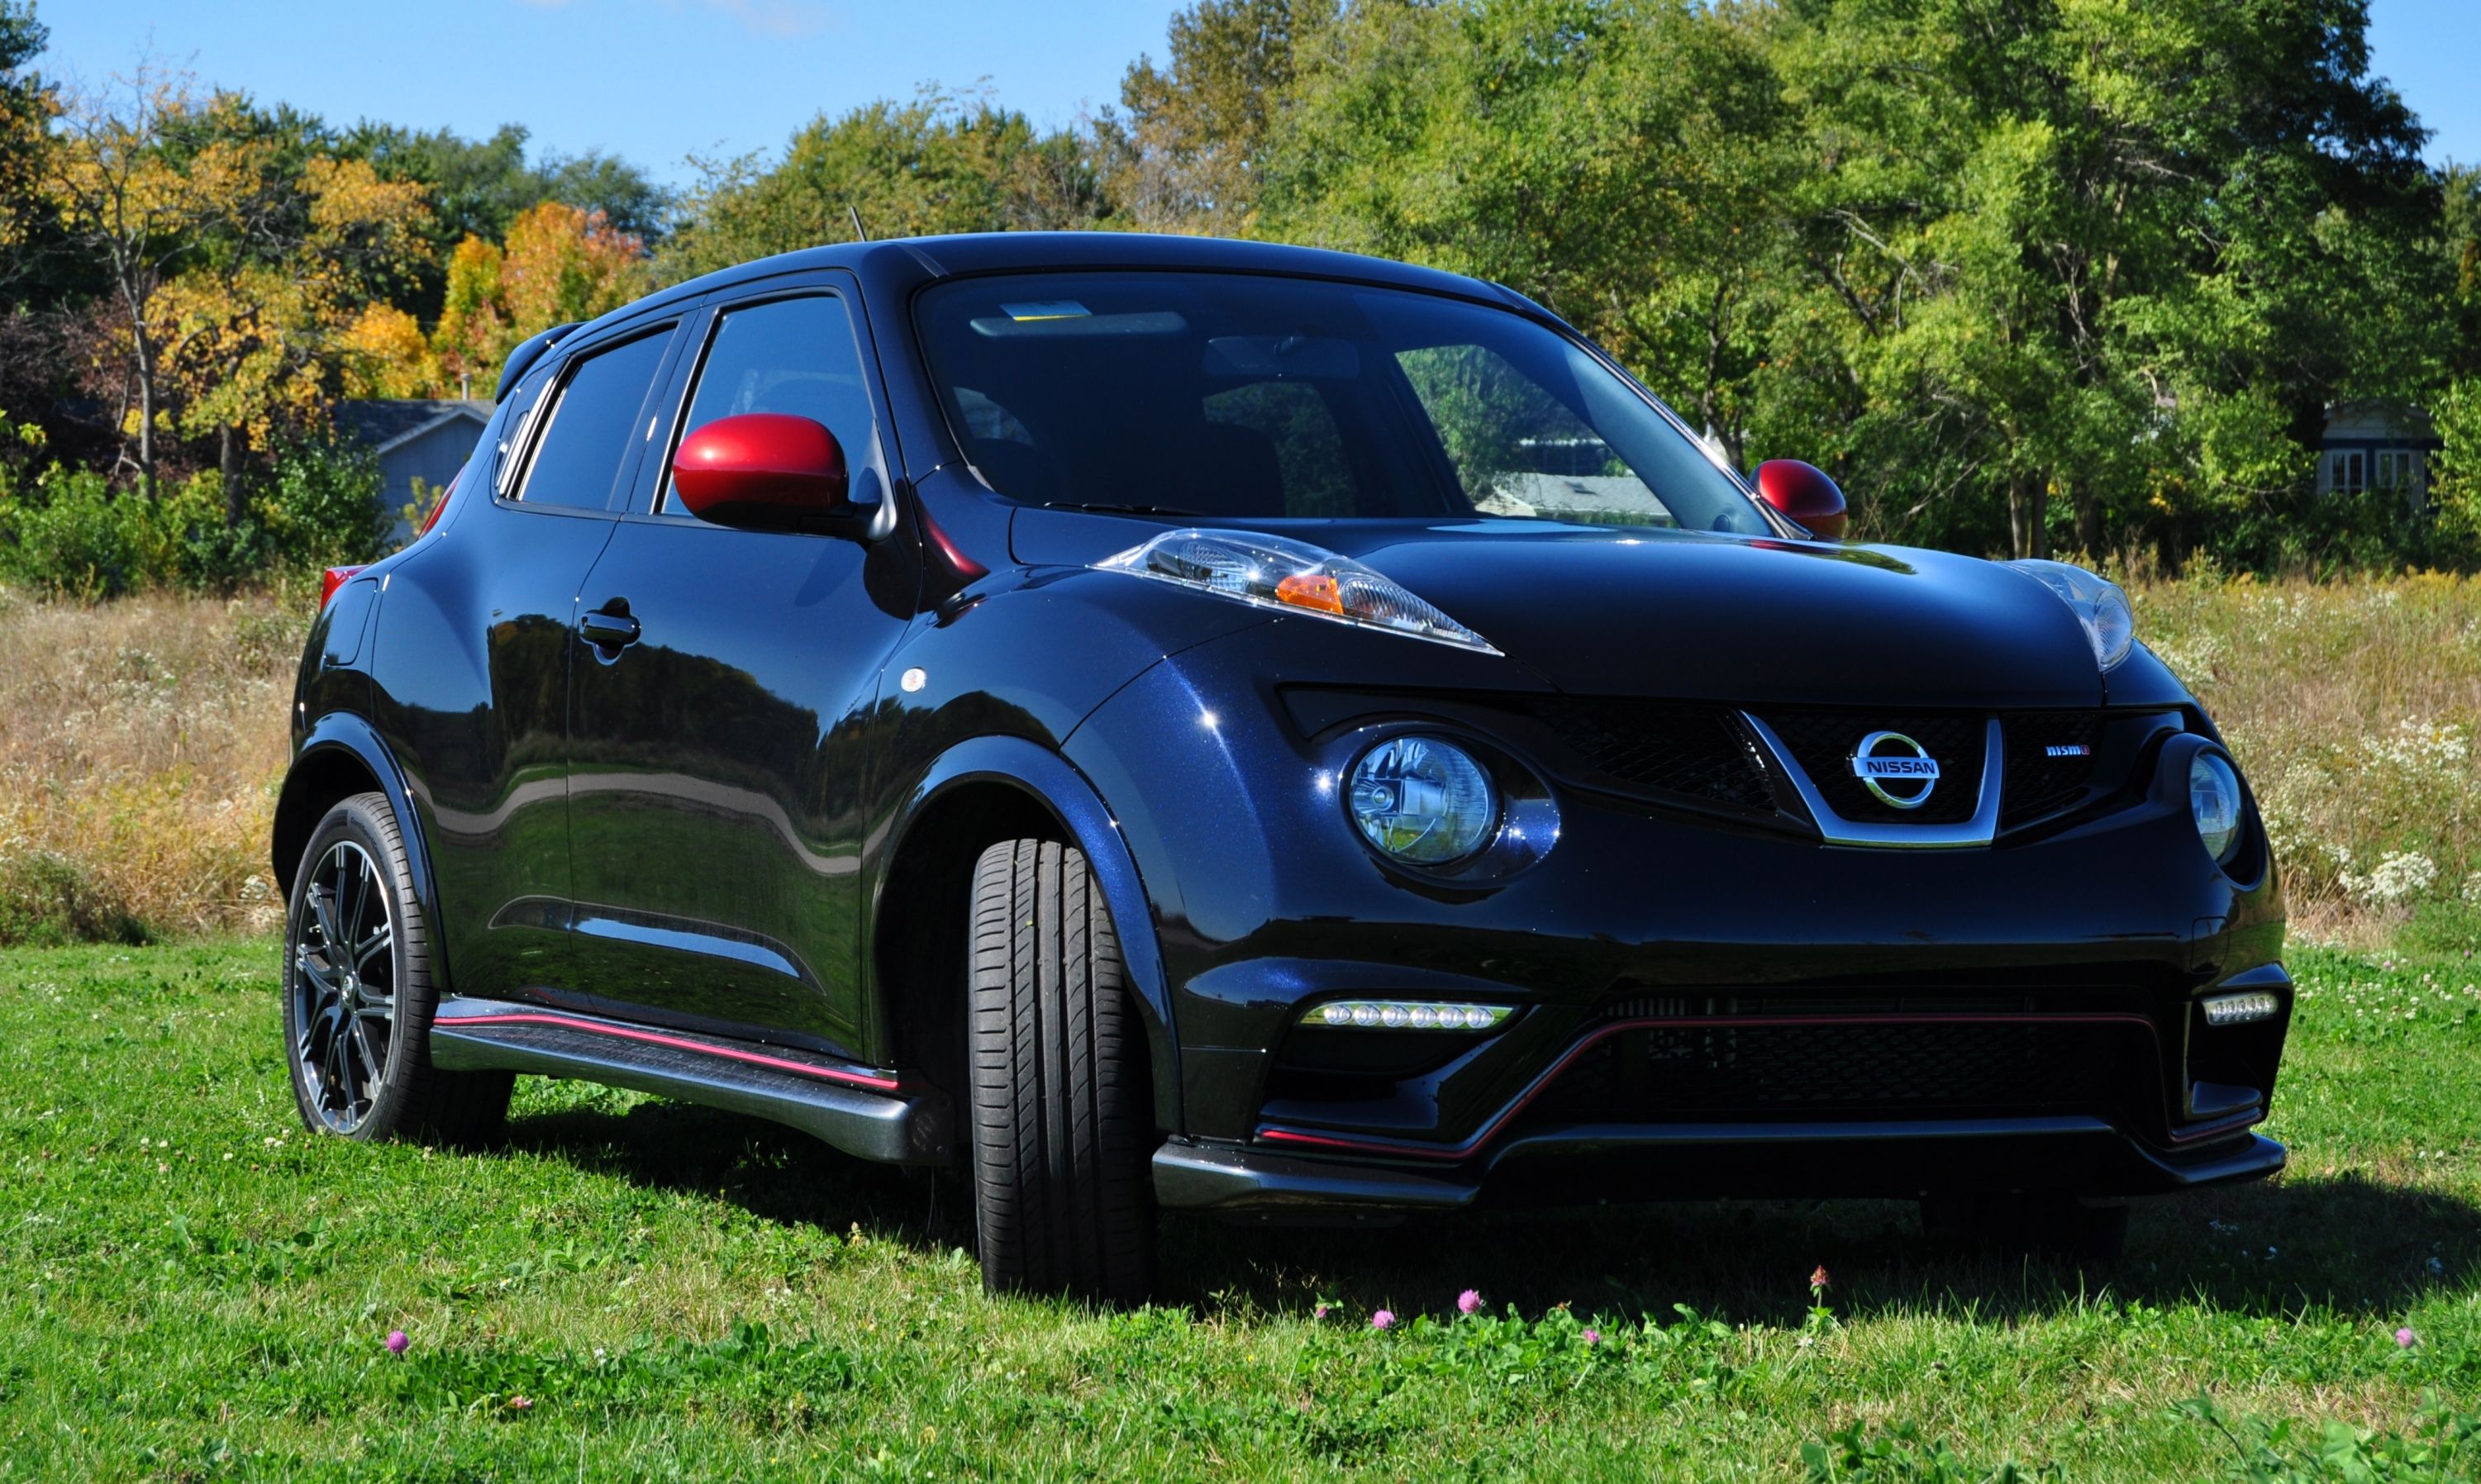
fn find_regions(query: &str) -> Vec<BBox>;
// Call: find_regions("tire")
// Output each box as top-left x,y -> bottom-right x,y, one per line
1921,1194 -> 2130,1263
282,792 -> 513,1144
966,839 -> 1157,1303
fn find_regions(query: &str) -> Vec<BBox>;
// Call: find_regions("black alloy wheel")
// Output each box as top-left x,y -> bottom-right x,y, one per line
282,792 -> 513,1143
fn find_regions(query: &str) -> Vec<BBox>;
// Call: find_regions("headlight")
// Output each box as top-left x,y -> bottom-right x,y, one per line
1098,528 -> 1498,654
1348,736 -> 1498,863
2008,559 -> 2135,670
2190,751 -> 2244,864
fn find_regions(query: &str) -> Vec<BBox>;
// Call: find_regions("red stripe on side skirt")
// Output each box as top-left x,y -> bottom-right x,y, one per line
432,1012 -> 902,1092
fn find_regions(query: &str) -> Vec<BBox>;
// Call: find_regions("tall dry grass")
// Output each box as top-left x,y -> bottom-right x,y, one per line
0,575 -> 2477,944
2138,572 -> 2481,942
0,586 -> 299,944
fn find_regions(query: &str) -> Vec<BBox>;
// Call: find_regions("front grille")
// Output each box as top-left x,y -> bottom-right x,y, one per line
1523,699 -> 1774,813
2000,711 -> 2104,827
1758,710 -> 1985,825
1526,1015 -> 2150,1123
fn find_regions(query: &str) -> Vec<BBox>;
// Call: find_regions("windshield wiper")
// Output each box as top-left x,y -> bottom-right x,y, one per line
1047,502 -> 1202,517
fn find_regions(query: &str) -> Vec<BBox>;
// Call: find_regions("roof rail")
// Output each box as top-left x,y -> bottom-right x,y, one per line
494,321 -> 583,401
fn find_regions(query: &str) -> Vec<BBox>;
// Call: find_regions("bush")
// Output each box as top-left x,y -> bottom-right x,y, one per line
0,440 -> 387,600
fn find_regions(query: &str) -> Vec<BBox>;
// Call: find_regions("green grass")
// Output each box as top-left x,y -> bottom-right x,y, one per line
2,942 -> 2478,1481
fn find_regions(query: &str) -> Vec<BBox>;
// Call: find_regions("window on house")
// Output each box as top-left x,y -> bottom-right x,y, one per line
2375,449 -> 2425,494
2332,450 -> 2365,494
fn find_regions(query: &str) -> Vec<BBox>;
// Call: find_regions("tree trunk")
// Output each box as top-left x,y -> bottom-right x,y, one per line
117,267 -> 159,502
221,424 -> 245,528
2070,483 -> 2101,558
2007,474 -> 2045,559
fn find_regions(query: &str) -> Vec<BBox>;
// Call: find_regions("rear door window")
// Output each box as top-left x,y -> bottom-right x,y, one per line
513,330 -> 673,510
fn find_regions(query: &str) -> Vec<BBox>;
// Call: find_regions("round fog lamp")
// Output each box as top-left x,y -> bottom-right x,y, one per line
2191,752 -> 2244,864
1347,736 -> 1497,864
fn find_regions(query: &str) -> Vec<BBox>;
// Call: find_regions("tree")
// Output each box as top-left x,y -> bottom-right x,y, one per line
1769,0 -> 2436,557
0,0 -> 50,280
337,121 -> 669,324
150,145 -> 432,522
1115,0 -> 1320,235
1261,0 -> 1795,464
660,86 -> 1114,282
41,65 -> 240,498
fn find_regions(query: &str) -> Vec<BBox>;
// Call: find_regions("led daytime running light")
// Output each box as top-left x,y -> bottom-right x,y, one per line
2200,991 -> 2280,1027
1303,1000 -> 1512,1032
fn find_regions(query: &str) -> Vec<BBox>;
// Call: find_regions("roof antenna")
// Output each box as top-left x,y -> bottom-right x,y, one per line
847,202 -> 869,242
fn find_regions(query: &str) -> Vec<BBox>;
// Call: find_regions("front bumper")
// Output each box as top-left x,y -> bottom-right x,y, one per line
1066,622 -> 2289,1196
1155,1121 -> 2287,1214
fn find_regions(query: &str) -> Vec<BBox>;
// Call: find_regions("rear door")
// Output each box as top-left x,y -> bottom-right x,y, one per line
380,322 -> 683,1005
563,276 -> 920,1050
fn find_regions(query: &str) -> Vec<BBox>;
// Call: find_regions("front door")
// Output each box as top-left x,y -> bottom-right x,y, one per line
563,279 -> 920,1052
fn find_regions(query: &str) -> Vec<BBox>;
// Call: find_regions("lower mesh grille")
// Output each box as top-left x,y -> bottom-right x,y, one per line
1526,1015 -> 2151,1122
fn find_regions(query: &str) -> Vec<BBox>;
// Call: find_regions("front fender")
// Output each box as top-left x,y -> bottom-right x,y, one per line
871,733 -> 1180,1130
273,714 -> 449,992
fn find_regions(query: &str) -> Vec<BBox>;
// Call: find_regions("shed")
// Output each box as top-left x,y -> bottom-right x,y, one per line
335,399 -> 493,542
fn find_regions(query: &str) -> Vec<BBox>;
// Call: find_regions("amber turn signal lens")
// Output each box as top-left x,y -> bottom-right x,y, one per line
1274,573 -> 1345,615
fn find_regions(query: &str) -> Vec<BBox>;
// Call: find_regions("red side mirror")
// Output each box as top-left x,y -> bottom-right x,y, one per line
1752,459 -> 1849,540
674,413 -> 850,530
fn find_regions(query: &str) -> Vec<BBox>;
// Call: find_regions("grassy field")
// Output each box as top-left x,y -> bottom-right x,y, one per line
1,937 -> 2475,1481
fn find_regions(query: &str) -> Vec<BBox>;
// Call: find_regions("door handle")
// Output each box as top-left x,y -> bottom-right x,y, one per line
580,606 -> 641,649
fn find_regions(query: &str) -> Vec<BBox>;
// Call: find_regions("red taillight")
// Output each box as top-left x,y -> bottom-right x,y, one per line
418,463 -> 464,537
320,565 -> 367,611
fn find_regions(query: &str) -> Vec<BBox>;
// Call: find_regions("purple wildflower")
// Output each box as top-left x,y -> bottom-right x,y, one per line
1457,1289 -> 1483,1315
1371,1309 -> 1395,1331
385,1329 -> 409,1355
2397,1326 -> 2418,1348
1582,1328 -> 1602,1346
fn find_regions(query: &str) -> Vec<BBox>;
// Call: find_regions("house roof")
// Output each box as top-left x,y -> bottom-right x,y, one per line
336,399 -> 493,456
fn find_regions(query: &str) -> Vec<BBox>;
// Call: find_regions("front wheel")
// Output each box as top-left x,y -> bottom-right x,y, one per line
282,792 -> 512,1144
965,839 -> 1158,1303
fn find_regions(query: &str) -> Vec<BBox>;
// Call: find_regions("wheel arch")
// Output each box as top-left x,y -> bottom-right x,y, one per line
868,735 -> 1181,1134
273,716 -> 448,991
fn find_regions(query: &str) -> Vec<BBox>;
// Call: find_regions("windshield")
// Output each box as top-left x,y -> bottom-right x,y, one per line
914,271 -> 1769,534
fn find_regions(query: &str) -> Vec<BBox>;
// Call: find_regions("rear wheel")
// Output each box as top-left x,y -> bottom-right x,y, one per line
282,792 -> 512,1144
965,839 -> 1157,1303
1921,1194 -> 2129,1262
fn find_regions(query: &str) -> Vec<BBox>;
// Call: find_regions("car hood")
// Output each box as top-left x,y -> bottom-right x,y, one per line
1010,511 -> 2110,709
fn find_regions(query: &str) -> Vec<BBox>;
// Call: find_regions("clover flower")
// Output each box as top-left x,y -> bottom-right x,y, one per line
1371,1309 -> 1395,1331
1456,1289 -> 1483,1315
385,1329 -> 408,1355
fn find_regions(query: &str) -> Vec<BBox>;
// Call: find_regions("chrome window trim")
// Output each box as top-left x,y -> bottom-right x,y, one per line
1741,714 -> 2003,849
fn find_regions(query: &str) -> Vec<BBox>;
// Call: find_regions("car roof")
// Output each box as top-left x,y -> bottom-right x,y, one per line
565,231 -> 1532,350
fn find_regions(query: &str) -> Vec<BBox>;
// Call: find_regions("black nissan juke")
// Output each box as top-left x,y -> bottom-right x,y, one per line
275,232 -> 2286,1301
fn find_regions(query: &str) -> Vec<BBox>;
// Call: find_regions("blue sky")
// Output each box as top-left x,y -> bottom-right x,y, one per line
32,0 -> 2481,188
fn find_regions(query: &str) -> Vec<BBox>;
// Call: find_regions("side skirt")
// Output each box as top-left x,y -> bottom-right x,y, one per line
430,997 -> 950,1164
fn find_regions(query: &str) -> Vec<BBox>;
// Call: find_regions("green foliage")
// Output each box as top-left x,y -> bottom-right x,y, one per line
0,846 -> 146,948
659,86 -> 1112,283
1802,1420 -> 2060,1482
2175,1392 -> 2480,1482
0,440 -> 384,598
